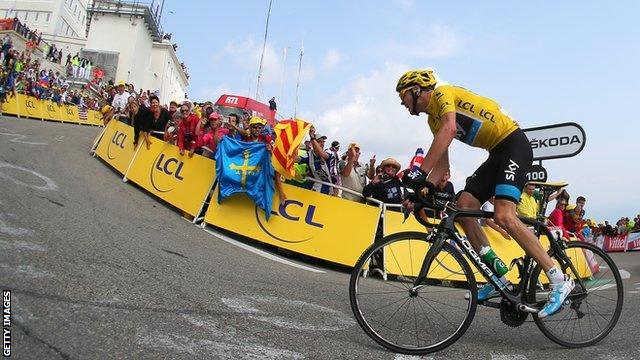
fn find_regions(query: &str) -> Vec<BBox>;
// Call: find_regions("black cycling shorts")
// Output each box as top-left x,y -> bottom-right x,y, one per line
463,129 -> 532,204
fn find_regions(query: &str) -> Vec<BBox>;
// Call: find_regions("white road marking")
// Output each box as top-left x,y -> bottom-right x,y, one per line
619,269 -> 630,279
203,227 -> 325,274
136,328 -> 304,359
491,353 -> 528,360
0,239 -> 45,251
394,355 -> 434,360
221,295 -> 355,331
0,163 -> 58,191
0,264 -> 52,278
0,131 -> 48,145
0,214 -> 35,236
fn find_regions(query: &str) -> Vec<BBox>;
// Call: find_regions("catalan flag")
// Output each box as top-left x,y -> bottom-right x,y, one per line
271,118 -> 312,179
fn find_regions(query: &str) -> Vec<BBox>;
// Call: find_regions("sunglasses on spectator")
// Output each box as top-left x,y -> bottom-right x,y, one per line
180,109 -> 189,113
251,125 -> 264,129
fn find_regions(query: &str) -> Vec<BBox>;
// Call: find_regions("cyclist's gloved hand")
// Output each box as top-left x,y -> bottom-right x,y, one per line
401,168 -> 436,203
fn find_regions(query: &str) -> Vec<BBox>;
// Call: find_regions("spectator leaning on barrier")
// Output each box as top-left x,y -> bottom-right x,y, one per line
177,102 -> 200,157
362,157 -> 404,207
111,80 -> 130,118
328,140 -> 342,195
307,126 -> 335,195
547,198 -> 570,240
164,109 -> 183,144
564,195 -> 586,234
338,143 -> 368,203
149,95 -> 171,140
517,183 -> 539,219
129,100 -> 153,150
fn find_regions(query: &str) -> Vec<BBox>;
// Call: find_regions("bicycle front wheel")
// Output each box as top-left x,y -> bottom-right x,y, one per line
529,241 -> 624,347
349,231 -> 477,355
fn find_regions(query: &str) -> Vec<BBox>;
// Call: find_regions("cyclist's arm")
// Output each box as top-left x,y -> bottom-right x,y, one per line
421,111 -> 456,181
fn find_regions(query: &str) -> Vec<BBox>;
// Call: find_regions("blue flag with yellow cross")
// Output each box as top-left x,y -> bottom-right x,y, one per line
216,136 -> 275,219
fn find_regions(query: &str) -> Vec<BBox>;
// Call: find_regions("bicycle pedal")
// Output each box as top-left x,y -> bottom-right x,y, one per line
479,300 -> 501,309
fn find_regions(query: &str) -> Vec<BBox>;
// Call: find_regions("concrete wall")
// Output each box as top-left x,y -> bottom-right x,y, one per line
85,13 -> 152,87
146,41 -> 188,105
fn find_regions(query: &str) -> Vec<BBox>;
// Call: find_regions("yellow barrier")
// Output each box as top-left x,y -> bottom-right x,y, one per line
87,109 -> 104,126
17,93 -> 43,119
125,140 -> 216,217
2,95 -> 19,116
204,184 -> 382,267
1,94 -> 102,127
383,209 -> 558,283
42,100 -> 65,122
94,120 -> 137,174
63,104 -> 81,124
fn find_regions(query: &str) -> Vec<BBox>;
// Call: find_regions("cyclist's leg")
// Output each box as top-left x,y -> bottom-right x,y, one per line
457,153 -> 498,253
491,129 -> 574,316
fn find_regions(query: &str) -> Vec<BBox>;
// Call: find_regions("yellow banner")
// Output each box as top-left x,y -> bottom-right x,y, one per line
94,120 -> 137,174
125,141 -> 216,217
42,100 -> 65,122
17,93 -> 43,119
204,184 -> 382,267
2,95 -> 19,115
63,104 -> 81,124
87,109 -> 104,126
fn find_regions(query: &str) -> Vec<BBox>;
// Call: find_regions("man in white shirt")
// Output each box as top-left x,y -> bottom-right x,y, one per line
111,80 -> 131,115
339,143 -> 369,203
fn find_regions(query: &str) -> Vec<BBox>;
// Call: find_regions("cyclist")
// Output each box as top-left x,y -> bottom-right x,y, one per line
396,69 -> 573,317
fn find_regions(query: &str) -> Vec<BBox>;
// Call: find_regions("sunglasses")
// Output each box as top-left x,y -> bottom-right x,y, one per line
180,109 -> 189,113
251,125 -> 264,129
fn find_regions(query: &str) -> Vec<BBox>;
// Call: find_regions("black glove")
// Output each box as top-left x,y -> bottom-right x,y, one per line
402,168 -> 436,203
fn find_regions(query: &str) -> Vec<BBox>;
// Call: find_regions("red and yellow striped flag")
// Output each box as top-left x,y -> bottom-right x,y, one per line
271,118 -> 312,179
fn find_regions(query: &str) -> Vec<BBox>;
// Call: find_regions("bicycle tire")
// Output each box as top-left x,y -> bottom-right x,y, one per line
349,231 -> 477,355
529,241 -> 624,347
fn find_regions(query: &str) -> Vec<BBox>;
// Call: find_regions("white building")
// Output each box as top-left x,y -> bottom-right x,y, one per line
0,0 -> 89,56
85,0 -> 187,103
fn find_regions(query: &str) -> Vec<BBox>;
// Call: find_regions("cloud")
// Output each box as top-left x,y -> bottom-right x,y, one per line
323,49 -> 343,70
390,24 -> 465,59
393,0 -> 414,9
211,38 -> 315,87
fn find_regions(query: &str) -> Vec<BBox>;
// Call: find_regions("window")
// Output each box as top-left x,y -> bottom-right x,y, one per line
35,12 -> 39,21
81,15 -> 85,25
46,12 -> 51,22
23,11 -> 29,21
74,4 -> 77,15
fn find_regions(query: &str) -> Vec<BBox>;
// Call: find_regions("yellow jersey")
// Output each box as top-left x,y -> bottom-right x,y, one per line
426,85 -> 519,150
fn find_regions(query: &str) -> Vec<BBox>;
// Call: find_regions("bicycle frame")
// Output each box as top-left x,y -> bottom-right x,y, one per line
409,205 -> 584,311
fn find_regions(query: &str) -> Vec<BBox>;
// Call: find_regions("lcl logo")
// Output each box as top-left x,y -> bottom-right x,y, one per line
25,99 -> 37,115
66,108 -> 75,116
255,199 -> 324,243
107,131 -> 127,160
150,153 -> 185,193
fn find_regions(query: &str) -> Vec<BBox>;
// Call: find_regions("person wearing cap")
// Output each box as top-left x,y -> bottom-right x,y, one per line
362,157 -> 404,206
548,197 -> 570,240
100,104 -> 114,126
111,80 -> 130,118
242,116 -> 273,145
307,126 -> 335,195
168,100 -> 179,118
339,143 -> 368,203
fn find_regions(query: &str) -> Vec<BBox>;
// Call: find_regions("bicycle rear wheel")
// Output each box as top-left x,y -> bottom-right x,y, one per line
349,231 -> 477,355
529,241 -> 624,347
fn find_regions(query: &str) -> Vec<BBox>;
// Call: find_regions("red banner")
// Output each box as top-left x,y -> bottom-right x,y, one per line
626,232 -> 640,251
602,235 -> 628,252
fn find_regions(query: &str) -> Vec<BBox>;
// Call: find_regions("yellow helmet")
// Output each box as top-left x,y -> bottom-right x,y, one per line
396,70 -> 437,92
249,116 -> 267,126
100,105 -> 112,115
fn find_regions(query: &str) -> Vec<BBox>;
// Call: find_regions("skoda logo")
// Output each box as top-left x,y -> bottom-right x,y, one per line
255,199 -> 324,243
150,153 -> 185,193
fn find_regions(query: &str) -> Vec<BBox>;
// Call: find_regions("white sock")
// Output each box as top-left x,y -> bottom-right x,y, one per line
546,266 -> 564,285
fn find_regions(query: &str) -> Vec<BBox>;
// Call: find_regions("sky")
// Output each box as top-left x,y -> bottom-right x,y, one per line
161,0 -> 640,222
